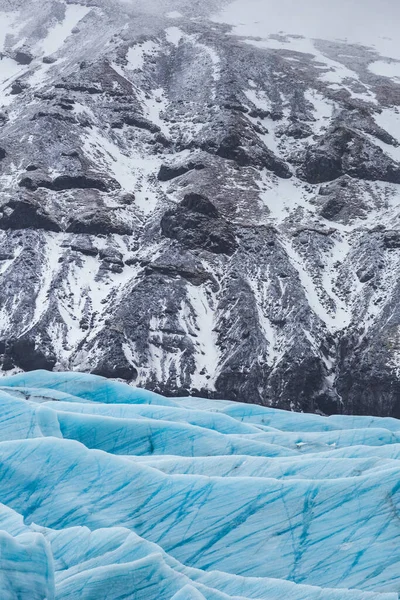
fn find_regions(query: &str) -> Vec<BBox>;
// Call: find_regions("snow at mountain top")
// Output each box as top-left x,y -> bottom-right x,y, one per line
0,370 -> 399,599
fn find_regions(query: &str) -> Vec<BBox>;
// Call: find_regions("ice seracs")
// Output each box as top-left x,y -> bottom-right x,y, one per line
0,371 -> 399,599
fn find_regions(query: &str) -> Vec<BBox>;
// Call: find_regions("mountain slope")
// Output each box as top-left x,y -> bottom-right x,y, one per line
1,0 -> 400,415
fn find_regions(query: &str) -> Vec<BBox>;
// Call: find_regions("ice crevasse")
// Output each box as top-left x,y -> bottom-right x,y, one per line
0,370 -> 399,599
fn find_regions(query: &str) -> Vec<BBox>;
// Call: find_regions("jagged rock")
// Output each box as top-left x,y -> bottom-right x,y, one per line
91,361 -> 137,380
122,114 -> 161,133
356,266 -> 375,282
144,262 -> 213,286
180,193 -> 219,217
298,126 -> 400,184
383,231 -> 400,249
285,122 -> 313,139
4,337 -> 56,372
0,200 -> 61,232
205,130 -> 292,178
42,56 -> 57,64
157,162 -> 205,181
161,195 -> 237,255
336,329 -> 400,417
314,176 -> 370,223
68,236 -> 98,256
0,251 -> 14,260
66,211 -> 132,235
10,81 -> 26,95
55,82 -> 102,94
248,108 -> 270,119
19,174 -> 119,192
13,48 -> 33,65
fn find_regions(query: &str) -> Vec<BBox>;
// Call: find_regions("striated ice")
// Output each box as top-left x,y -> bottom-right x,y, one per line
0,371 -> 399,599
0,528 -> 54,600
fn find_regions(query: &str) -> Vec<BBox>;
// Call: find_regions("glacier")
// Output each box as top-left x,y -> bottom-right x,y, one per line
0,371 -> 399,599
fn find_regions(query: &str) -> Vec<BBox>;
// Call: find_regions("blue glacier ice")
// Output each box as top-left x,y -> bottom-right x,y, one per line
0,370 -> 399,599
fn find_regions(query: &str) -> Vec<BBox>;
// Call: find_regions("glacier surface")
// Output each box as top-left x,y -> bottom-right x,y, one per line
0,371 -> 399,599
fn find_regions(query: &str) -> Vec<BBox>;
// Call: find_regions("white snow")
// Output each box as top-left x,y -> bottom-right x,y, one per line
0,58 -> 25,106
320,234 -> 352,329
0,247 -> 22,278
281,238 -> 350,331
165,27 -> 220,91
166,11 -> 183,19
258,173 -> 315,223
38,4 -> 90,56
244,89 -> 282,155
0,12 -> 15,51
183,284 -> 220,390
139,86 -> 170,134
304,90 -> 335,135
165,27 -> 184,47
212,0 -> 400,61
369,60 -> 400,80
83,127 -> 136,191
0,12 -> 25,106
27,234 -> 64,332
28,59 -> 66,88
243,35 -> 376,105
370,109 -> 400,162
243,35 -> 317,56
247,271 -> 283,366
126,40 -> 158,71
83,126 -> 162,215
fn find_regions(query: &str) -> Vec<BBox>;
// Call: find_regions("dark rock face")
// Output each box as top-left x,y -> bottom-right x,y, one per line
10,81 -> 26,95
298,125 -> 400,184
315,176 -> 370,222
157,162 -> 205,182
383,231 -> 400,249
5,337 -> 56,372
66,212 -> 132,235
43,56 -> 57,64
122,114 -> 161,133
13,49 -> 33,65
285,121 -> 313,139
180,193 -> 220,217
161,194 -> 237,255
2,0 -> 400,417
0,200 -> 61,232
19,174 -> 118,192
202,126 -> 292,179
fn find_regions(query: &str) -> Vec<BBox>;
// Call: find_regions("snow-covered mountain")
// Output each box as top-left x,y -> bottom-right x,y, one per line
1,370 -> 400,599
2,0 -> 400,415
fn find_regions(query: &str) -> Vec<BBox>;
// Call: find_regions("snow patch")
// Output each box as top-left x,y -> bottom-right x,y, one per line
369,60 -> 400,81
38,4 -> 90,56
282,238 -> 350,331
183,284 -> 219,390
166,11 -> 183,19
0,12 -> 16,51
82,126 -> 161,214
165,27 -> 184,47
126,40 -> 158,71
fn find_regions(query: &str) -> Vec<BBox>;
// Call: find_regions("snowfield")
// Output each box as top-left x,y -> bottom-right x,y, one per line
0,371 -> 399,599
